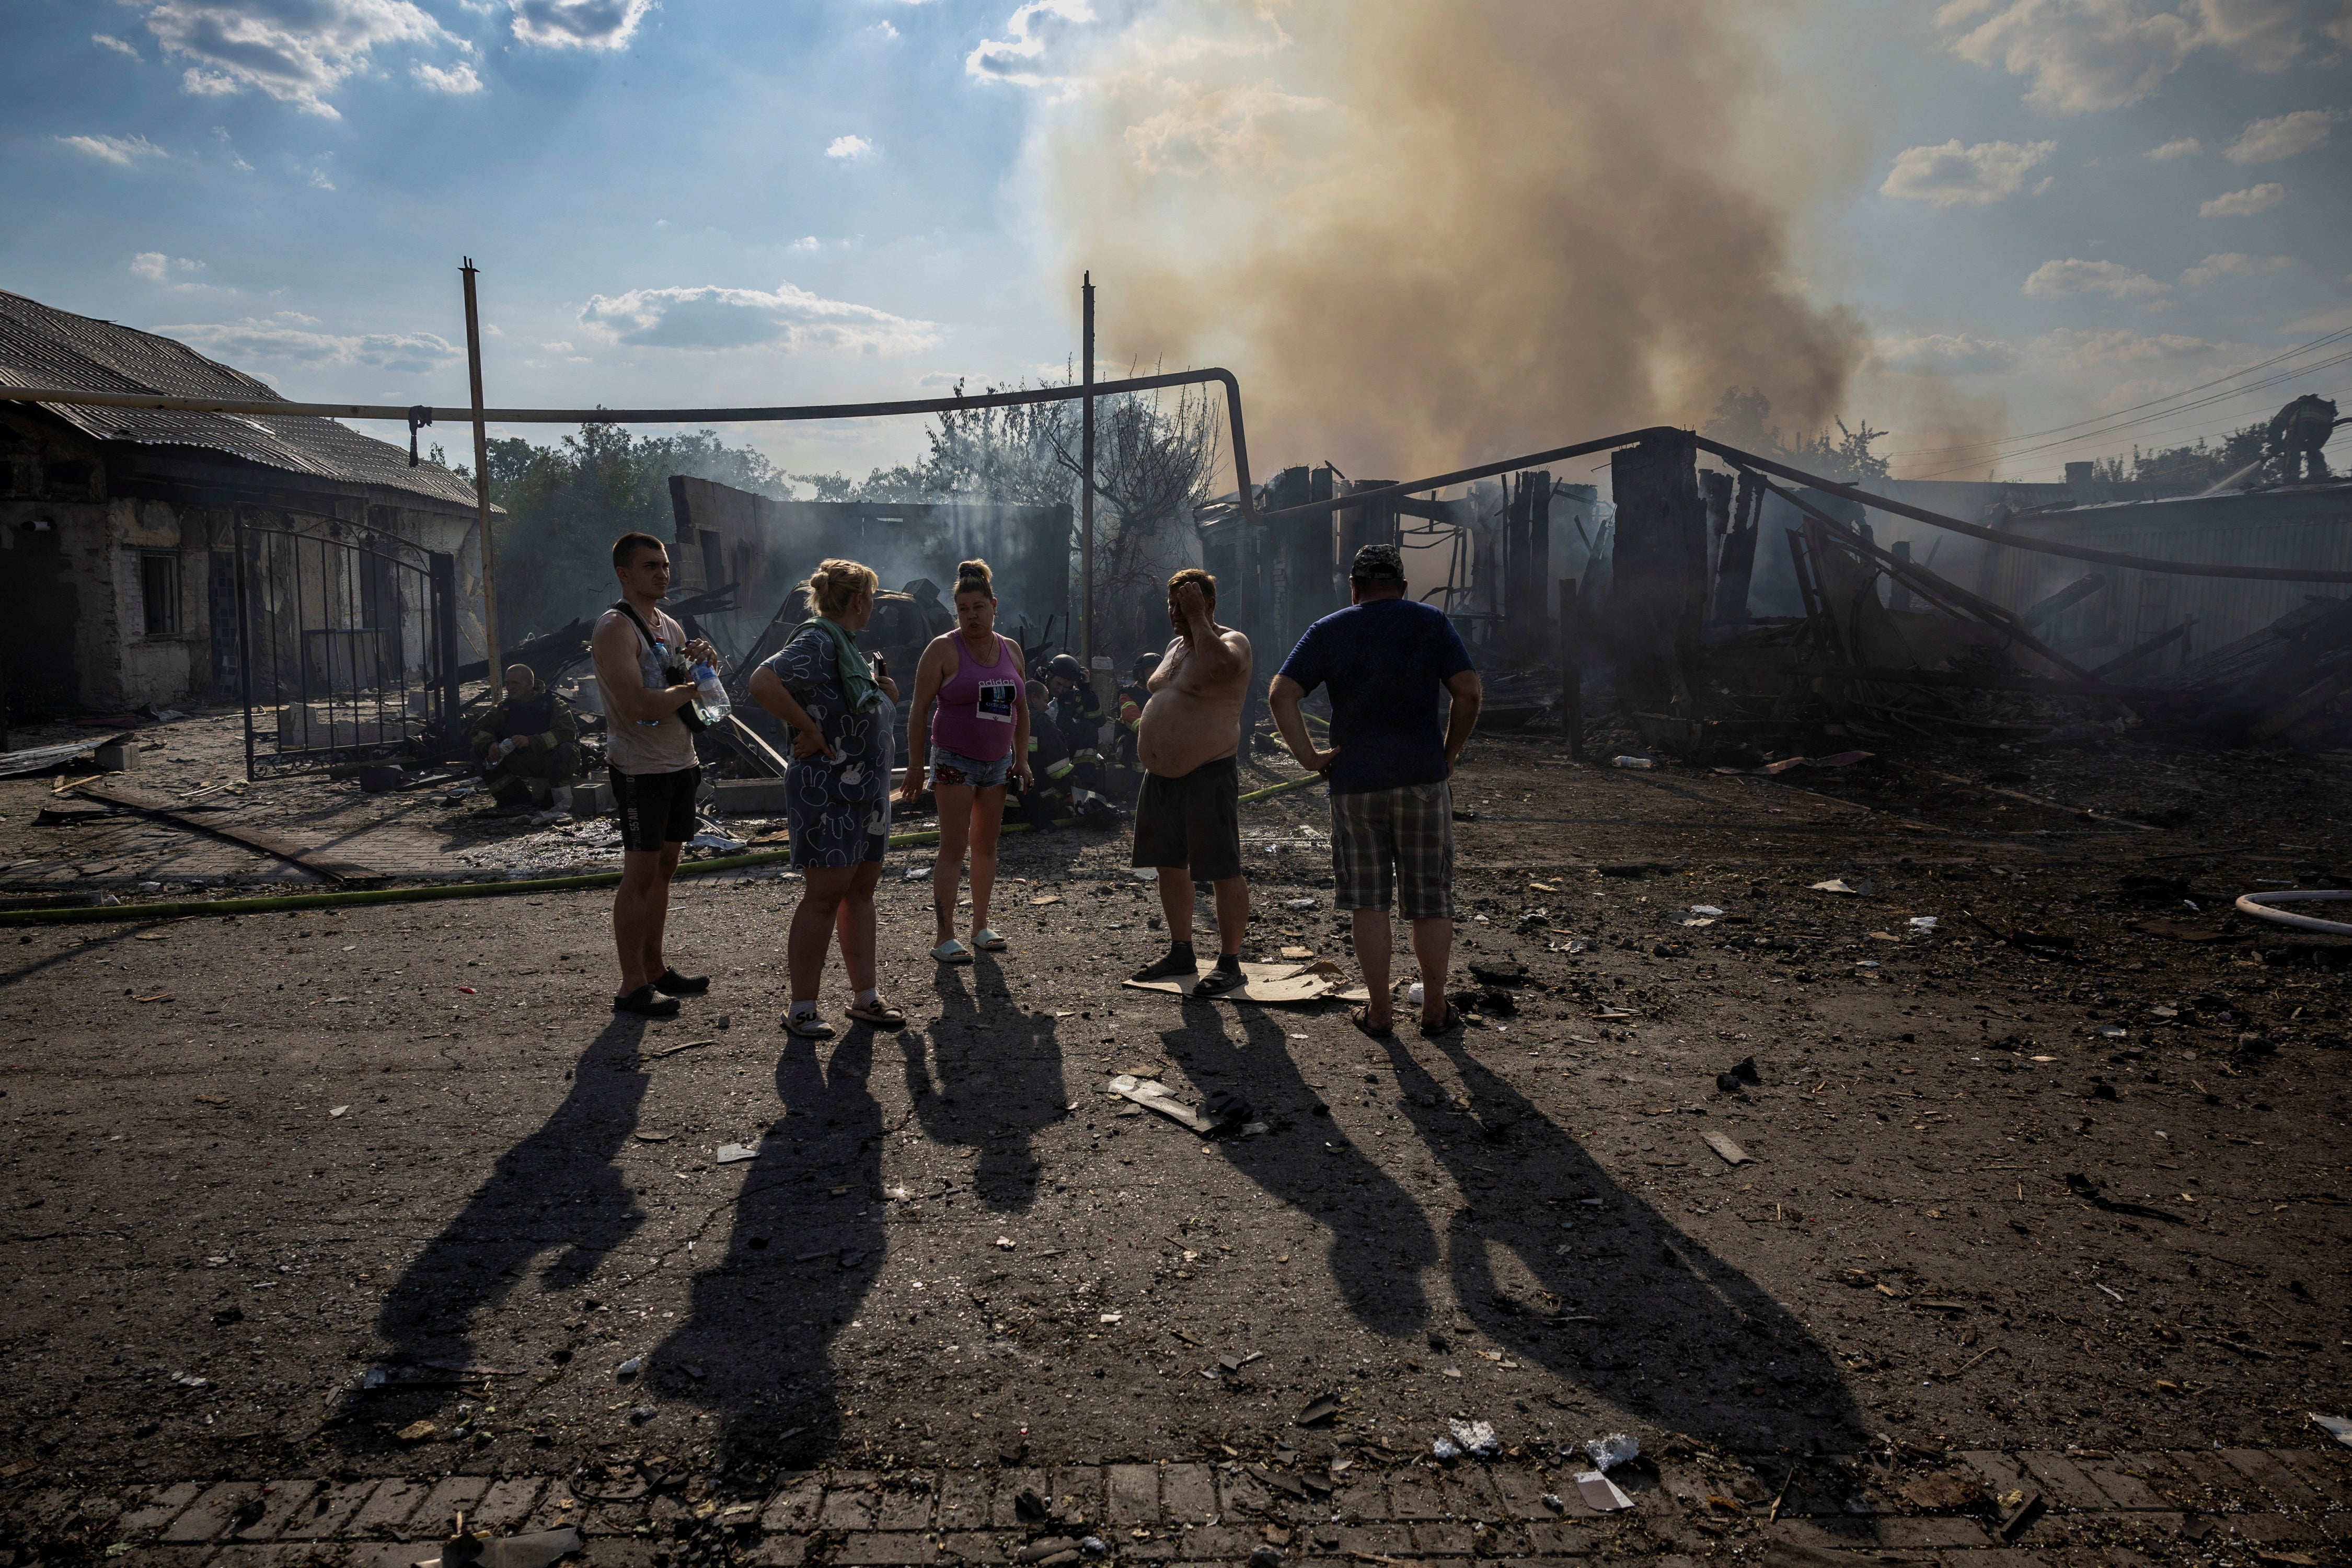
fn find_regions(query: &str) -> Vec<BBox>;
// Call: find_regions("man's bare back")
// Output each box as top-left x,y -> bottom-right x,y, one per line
1138,580 -> 1251,777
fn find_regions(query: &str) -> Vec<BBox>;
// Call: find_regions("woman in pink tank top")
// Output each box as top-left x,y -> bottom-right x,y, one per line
899,560 -> 1032,964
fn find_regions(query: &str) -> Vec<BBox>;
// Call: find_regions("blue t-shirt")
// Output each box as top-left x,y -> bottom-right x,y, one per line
1276,597 -> 1475,795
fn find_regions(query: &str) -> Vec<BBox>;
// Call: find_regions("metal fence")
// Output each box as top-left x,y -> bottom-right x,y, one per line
236,524 -> 460,778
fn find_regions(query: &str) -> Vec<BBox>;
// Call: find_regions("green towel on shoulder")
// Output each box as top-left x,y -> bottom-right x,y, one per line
794,617 -> 885,713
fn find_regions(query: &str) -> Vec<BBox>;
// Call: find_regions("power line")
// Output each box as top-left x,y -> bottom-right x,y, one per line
1911,351 -> 2352,480
1884,324 -> 2352,463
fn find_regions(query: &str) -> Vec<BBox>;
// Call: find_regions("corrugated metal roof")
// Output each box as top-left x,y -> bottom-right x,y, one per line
0,289 -> 481,511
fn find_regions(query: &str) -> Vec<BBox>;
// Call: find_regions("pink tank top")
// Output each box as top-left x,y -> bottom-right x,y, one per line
930,632 -> 1022,761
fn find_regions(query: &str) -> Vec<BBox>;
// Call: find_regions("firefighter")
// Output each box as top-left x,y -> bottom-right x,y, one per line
2268,394 -> 2342,483
470,663 -> 580,811
1112,650 -> 1158,779
1012,679 -> 1076,829
1042,652 -> 1106,804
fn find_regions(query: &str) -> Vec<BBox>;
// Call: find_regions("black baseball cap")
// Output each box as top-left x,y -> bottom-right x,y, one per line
1351,543 -> 1404,581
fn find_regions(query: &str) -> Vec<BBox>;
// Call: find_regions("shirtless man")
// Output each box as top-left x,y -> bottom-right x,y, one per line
1129,568 -> 1254,995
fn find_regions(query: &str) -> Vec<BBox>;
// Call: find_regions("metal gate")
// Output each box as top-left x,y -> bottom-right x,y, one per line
237,524 -> 460,778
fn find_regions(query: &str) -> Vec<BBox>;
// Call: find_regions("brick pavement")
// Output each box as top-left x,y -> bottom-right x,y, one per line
10,1445 -> 2349,1565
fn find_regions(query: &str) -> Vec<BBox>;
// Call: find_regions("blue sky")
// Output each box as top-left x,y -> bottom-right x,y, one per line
4,1 -> 2348,486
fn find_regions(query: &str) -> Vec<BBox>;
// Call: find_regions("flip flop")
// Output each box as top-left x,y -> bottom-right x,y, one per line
845,998 -> 907,1028
1419,1002 -> 1463,1037
932,938 -> 974,965
1349,1005 -> 1394,1038
973,927 -> 1008,952
783,1010 -> 835,1040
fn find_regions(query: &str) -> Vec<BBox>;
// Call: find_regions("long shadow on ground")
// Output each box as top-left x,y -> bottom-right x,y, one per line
896,954 -> 1068,1212
1379,1030 -> 1864,1452
1155,1004 -> 1441,1336
336,1017 -> 653,1448
652,1028 -> 886,1466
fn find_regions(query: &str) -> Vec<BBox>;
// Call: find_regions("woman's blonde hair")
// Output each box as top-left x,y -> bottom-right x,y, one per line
953,558 -> 995,599
806,558 -> 879,617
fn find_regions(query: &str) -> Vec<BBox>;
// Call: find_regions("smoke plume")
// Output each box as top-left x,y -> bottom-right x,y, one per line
1024,1 -> 1880,484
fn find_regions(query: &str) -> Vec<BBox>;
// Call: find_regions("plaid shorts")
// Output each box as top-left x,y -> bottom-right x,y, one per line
1330,781 -> 1454,919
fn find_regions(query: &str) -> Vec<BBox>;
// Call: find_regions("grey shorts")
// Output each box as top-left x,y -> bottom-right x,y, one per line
1330,782 -> 1454,919
929,745 -> 1011,791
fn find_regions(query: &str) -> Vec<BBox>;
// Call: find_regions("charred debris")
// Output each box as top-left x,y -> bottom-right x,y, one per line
1305,428 -> 2352,770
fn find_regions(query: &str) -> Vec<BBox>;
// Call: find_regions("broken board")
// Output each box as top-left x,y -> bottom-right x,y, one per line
1122,959 -> 1369,1007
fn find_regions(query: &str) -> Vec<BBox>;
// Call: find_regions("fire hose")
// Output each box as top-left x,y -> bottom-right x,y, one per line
0,773 -> 1328,928
2232,889 -> 2352,938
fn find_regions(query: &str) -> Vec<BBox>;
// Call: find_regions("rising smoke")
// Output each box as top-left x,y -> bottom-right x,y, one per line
1025,1 -> 1939,484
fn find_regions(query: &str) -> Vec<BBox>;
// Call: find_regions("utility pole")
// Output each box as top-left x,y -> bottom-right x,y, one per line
1081,271 -> 1096,665
460,257 -> 501,693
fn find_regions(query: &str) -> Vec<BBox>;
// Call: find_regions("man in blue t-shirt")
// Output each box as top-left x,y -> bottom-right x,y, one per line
1269,542 -> 1483,1038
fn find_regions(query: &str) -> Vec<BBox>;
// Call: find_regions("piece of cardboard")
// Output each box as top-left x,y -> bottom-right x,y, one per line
1121,961 -> 1338,1006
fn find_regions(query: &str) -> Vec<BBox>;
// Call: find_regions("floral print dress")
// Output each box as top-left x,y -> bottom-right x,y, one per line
767,625 -> 896,868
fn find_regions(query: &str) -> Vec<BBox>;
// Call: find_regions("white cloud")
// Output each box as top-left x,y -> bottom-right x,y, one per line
2022,257 -> 2170,297
873,20 -> 898,38
57,133 -> 168,166
2181,250 -> 2293,283
2199,181 -> 2286,215
789,236 -> 821,252
2194,0 -> 2352,69
826,134 -> 874,159
1871,331 -> 2025,374
2031,326 -> 2219,365
131,252 -> 207,283
967,0 -> 1096,87
137,0 -> 455,119
413,60 -> 482,93
577,281 -> 940,354
160,315 -> 463,374
1880,138 -> 2057,206
1939,0 -> 2202,113
93,33 -> 142,57
2224,107 -> 2346,162
1940,0 -> 2352,114
2147,134 -> 2204,157
510,0 -> 650,50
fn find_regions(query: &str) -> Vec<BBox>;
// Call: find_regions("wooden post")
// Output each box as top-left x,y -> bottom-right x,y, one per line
1080,272 -> 1094,664
1559,576 -> 1583,760
459,258 -> 500,687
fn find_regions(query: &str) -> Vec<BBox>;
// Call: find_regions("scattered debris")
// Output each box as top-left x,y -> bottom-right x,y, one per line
1573,1471 -> 1634,1512
715,1143 -> 759,1164
1447,1418 -> 1501,1458
1295,1393 -> 1340,1426
2313,1413 -> 2352,1450
1702,1130 -> 1751,1166
1584,1432 -> 1640,1471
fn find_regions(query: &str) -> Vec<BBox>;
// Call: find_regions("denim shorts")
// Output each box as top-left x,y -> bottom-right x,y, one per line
929,744 -> 1011,791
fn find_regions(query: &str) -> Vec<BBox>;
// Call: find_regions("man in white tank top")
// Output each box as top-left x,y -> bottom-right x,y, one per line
590,531 -> 718,1018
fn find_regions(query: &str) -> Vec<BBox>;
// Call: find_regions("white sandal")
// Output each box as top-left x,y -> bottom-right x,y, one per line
931,938 -> 974,965
973,927 -> 1007,952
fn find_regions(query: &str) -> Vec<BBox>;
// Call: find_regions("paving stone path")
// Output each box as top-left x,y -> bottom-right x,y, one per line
11,1445 -> 2350,1566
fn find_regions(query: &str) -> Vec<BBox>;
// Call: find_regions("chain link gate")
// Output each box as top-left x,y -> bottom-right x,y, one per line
236,523 -> 461,779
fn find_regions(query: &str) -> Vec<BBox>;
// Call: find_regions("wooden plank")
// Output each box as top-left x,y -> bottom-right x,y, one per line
69,782 -> 388,883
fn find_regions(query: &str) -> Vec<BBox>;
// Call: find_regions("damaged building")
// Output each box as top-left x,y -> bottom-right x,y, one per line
0,290 -> 490,733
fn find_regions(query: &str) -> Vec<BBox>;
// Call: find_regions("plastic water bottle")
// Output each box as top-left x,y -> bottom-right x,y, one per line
691,661 -> 731,722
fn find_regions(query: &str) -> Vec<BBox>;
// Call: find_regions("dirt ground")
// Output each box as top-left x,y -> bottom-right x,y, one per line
2,724 -> 2348,1514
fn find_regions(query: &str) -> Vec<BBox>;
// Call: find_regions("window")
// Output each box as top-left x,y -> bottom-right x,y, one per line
141,551 -> 180,637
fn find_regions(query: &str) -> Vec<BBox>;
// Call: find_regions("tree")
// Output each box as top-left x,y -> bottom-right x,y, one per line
794,375 -> 1225,655
2093,422 -> 2268,493
1704,387 -> 1890,485
456,419 -> 796,641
